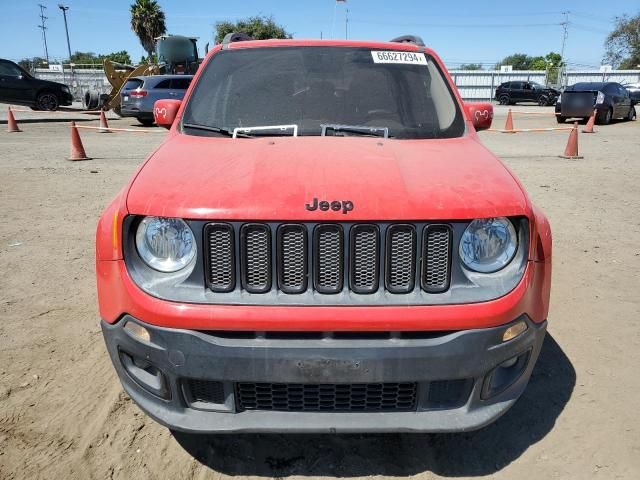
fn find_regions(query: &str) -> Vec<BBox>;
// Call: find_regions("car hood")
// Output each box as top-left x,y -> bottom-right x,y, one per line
126,134 -> 530,221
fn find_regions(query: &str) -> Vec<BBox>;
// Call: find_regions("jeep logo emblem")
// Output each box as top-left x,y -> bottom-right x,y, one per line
305,198 -> 354,214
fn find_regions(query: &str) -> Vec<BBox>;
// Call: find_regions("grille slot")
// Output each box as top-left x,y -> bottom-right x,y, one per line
422,225 -> 452,292
314,225 -> 344,293
278,225 -> 308,293
185,379 -> 225,405
386,225 -> 417,293
350,225 -> 380,293
241,224 -> 272,293
205,224 -> 235,292
236,382 -> 417,412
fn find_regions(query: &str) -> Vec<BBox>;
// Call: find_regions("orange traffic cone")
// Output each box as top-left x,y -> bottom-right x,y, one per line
559,122 -> 583,159
582,109 -> 596,134
7,107 -> 21,133
504,109 -> 515,133
68,122 -> 92,161
98,109 -> 111,133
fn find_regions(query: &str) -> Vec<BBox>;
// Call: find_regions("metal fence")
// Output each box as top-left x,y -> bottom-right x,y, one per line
33,65 -> 640,103
450,69 -> 640,101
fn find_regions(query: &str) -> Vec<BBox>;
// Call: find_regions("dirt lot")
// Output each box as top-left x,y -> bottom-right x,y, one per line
0,104 -> 639,480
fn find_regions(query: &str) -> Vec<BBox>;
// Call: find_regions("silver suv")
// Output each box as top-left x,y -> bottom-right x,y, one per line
120,75 -> 193,126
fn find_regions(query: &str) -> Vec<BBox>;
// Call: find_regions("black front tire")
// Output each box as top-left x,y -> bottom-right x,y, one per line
627,106 -> 636,121
36,92 -> 60,111
556,115 -> 566,124
137,117 -> 154,127
498,94 -> 510,105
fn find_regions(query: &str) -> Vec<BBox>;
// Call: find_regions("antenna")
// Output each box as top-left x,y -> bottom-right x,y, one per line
37,3 -> 49,64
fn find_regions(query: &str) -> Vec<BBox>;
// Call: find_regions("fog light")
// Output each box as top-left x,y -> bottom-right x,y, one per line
502,320 -> 527,342
124,321 -> 151,343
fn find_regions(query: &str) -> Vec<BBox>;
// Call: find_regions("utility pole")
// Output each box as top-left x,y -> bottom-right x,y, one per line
58,4 -> 72,63
37,4 -> 49,64
345,7 -> 349,40
560,11 -> 570,64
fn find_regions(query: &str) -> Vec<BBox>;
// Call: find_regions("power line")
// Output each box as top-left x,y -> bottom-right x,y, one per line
37,3 -> 49,64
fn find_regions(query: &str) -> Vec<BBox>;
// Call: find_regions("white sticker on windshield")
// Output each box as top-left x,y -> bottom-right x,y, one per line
371,51 -> 428,65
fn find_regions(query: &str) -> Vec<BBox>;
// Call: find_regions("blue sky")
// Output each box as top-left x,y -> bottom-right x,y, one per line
0,0 -> 635,68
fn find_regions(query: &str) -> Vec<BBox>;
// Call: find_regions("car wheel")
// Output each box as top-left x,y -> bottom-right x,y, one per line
627,106 -> 636,121
498,95 -> 510,105
138,117 -> 155,127
537,95 -> 548,107
556,115 -> 566,124
598,108 -> 612,125
36,92 -> 60,111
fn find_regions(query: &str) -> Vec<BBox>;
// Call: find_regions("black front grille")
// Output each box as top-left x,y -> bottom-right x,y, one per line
236,382 -> 417,412
205,222 -> 452,296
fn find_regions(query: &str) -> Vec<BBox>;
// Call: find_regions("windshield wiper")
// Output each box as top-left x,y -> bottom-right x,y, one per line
182,123 -> 253,138
321,124 -> 389,138
233,124 -> 298,138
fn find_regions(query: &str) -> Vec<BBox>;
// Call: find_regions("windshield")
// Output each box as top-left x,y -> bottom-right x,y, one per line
182,46 -> 464,139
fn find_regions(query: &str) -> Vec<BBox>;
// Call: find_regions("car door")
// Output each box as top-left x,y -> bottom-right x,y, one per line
146,78 -> 172,111
604,83 -> 621,117
169,77 -> 192,100
510,82 -> 524,102
617,84 -> 631,116
0,60 -> 33,104
522,82 -> 536,102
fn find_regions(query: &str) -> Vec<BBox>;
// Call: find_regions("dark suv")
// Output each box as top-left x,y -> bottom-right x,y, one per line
495,81 -> 559,106
0,59 -> 73,111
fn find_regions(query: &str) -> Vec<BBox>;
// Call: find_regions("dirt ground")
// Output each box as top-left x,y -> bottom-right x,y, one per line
0,103 -> 639,480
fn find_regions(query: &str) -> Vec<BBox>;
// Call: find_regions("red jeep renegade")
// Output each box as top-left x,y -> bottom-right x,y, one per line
96,34 -> 552,433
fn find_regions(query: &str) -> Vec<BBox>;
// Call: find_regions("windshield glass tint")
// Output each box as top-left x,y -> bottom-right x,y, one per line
182,47 -> 464,139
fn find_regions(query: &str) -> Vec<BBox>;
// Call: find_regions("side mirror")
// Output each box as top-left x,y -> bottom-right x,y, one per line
153,99 -> 181,129
464,102 -> 493,131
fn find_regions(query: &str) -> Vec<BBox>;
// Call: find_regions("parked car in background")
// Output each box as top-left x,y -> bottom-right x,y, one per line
120,75 -> 193,126
625,82 -> 640,103
495,81 -> 559,106
555,81 -> 636,124
0,58 -> 73,111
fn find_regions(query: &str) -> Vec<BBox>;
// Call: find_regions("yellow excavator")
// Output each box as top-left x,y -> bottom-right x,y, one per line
85,35 -> 201,114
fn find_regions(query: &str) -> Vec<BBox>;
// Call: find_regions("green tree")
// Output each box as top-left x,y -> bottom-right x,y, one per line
18,57 -> 48,71
529,56 -> 547,70
604,14 -> 640,69
214,15 -> 291,44
130,0 -> 167,62
458,63 -> 483,70
101,50 -> 132,65
495,53 -> 532,70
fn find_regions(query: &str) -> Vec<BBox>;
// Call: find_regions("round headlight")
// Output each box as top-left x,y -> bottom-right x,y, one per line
459,217 -> 518,273
135,217 -> 196,272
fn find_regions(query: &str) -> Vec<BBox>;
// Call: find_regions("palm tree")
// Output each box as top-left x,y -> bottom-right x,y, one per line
130,0 -> 167,63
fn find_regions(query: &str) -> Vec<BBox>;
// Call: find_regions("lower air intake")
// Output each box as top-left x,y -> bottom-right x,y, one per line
236,382 -> 417,412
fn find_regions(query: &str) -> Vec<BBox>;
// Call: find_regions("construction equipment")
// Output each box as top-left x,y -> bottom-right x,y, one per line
84,35 -> 199,114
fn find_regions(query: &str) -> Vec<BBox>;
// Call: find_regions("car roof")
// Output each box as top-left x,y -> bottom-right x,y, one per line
221,38 -> 435,56
569,82 -> 614,90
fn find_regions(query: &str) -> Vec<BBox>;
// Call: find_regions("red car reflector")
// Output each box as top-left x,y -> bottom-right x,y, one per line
130,90 -> 148,97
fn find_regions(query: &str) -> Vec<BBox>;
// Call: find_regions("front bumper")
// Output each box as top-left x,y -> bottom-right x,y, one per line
102,314 -> 546,433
